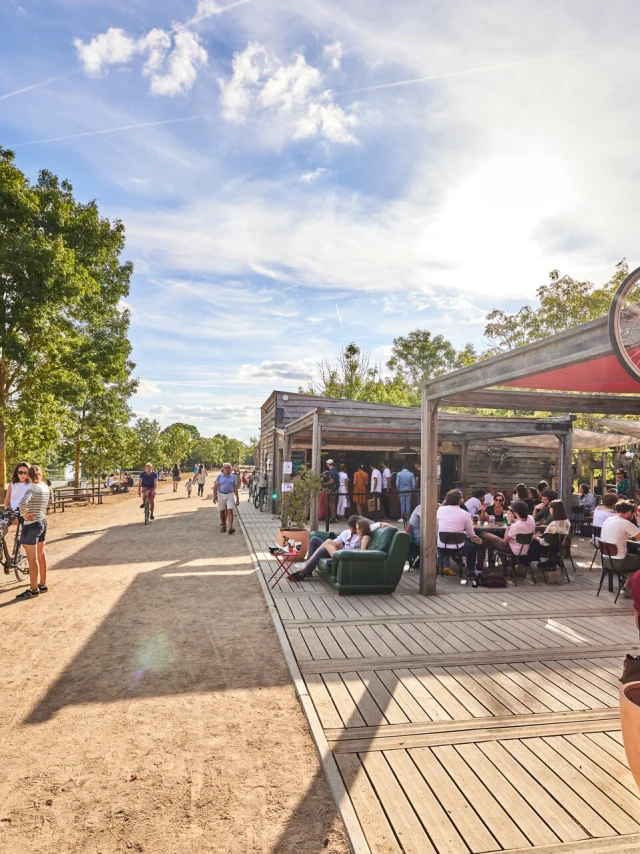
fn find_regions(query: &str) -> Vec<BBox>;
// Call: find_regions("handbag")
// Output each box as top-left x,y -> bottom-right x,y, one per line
621,654 -> 640,684
367,497 -> 376,512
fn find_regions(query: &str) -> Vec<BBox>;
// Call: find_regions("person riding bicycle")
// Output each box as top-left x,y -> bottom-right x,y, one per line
138,462 -> 158,521
258,470 -> 268,505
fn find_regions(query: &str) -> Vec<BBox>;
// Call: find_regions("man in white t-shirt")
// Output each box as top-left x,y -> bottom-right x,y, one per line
436,489 -> 482,579
484,484 -> 498,506
464,490 -> 485,517
380,461 -> 392,519
592,492 -> 618,545
600,499 -> 640,597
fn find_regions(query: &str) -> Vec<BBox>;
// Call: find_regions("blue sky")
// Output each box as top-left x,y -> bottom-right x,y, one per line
2,0 -> 640,439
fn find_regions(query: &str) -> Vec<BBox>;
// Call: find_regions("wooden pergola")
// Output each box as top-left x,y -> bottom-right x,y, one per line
420,311 -> 640,596
284,406 -> 577,530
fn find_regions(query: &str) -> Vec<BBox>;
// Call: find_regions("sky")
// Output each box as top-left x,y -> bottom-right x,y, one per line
2,0 -> 639,440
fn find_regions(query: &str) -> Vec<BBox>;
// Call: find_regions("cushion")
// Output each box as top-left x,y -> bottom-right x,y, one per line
369,526 -> 395,553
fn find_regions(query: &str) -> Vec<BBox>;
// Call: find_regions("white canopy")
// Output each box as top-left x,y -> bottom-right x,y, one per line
501,426 -> 635,450
594,419 -> 640,441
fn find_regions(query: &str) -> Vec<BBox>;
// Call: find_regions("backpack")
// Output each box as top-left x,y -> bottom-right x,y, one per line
480,572 -> 507,588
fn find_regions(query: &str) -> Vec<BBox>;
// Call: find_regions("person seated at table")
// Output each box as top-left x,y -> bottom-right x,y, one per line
616,469 -> 630,496
537,480 -> 549,494
464,490 -> 485,517
511,483 -> 534,513
480,492 -> 507,523
106,472 -> 116,490
600,499 -> 640,598
484,483 -> 499,506
437,489 -> 482,579
578,483 -> 596,512
477,500 -> 535,570
592,491 -> 619,545
290,517 -> 371,580
533,489 -> 558,524
529,499 -> 570,563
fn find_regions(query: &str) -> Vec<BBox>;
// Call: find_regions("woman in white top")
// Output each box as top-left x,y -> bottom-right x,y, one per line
195,464 -> 208,497
4,461 -> 31,511
337,463 -> 349,518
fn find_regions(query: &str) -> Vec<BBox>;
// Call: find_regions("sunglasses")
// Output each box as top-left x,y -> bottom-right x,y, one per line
17,470 -> 28,476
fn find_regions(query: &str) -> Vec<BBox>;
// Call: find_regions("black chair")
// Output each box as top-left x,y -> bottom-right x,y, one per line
525,533 -> 570,584
499,533 -> 532,586
589,526 -> 602,570
570,506 -> 584,535
562,535 -> 577,573
597,542 -> 631,604
438,532 -> 468,577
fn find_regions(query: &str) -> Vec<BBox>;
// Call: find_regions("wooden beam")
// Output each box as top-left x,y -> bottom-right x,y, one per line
420,391 -> 438,596
309,413 -> 321,531
425,315 -> 611,399
443,388 -> 640,415
559,425 -> 574,511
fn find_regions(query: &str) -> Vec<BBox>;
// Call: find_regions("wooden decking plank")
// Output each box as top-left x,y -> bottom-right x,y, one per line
500,618 -> 565,649
433,743 -> 529,849
335,753 -> 402,854
476,619 -> 535,651
525,737 -> 638,834
454,664 -> 525,716
343,626 -> 381,659
456,619 -> 514,651
502,739 -> 616,837
316,627 -> 348,659
488,663 -> 562,713
304,673 -> 343,729
385,622 -> 433,656
370,623 -> 413,657
285,626 -> 312,660
360,752 -> 437,854
299,627 -> 330,660
541,660 -> 618,707
275,598 -> 294,620
401,623 -> 448,655
322,673 -> 366,728
374,670 -> 431,723
498,832 -> 640,854
341,672 -> 388,727
585,731 -> 629,766
456,741 -> 560,846
411,668 -> 473,720
410,747 -> 499,854
522,660 -> 607,710
543,736 -> 640,826
565,733 -> 638,795
507,662 -> 581,711
358,671 -> 411,725
427,666 -> 494,718
357,624 -> 397,658
384,749 -> 468,854
409,621 -> 466,654
330,626 -> 364,659
392,668 -> 452,722
478,740 -> 587,843
573,659 -> 623,690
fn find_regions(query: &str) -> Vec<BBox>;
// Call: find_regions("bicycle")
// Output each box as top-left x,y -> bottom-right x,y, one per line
142,493 -> 151,525
248,479 -> 258,503
254,487 -> 267,511
0,510 -> 29,581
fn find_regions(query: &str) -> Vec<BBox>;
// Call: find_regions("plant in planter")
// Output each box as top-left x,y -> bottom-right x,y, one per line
279,468 -> 323,555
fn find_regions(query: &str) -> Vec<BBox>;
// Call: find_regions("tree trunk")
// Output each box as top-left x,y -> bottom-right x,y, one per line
0,418 -> 6,501
74,441 -> 81,489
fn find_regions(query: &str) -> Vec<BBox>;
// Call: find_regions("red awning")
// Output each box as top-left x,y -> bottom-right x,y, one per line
503,353 -> 640,394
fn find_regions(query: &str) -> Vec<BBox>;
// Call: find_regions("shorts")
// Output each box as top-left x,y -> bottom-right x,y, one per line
218,492 -> 236,510
172,475 -> 180,482
21,519 -> 47,545
141,487 -> 156,501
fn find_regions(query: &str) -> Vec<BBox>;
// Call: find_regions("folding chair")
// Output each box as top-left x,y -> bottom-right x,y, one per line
562,535 -> 577,573
526,533 -> 570,584
438,532 -> 468,577
589,526 -> 602,571
597,542 -> 631,604
500,533 -> 532,586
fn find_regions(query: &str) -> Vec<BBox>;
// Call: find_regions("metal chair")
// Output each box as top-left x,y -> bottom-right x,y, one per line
525,533 -> 570,584
499,533 -> 532,586
437,532 -> 468,577
561,535 -> 577,573
589,526 -> 602,571
597,542 -> 631,604
570,506 -> 584,535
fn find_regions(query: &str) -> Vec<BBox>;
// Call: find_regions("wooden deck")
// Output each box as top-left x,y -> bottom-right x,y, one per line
239,501 -> 640,854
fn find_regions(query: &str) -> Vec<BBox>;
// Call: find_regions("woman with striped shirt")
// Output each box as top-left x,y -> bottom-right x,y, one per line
16,465 -> 51,600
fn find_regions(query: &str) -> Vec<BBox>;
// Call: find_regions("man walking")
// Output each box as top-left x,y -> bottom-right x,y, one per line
396,463 -> 416,520
322,459 -> 340,522
380,461 -> 392,519
370,463 -> 382,520
213,462 -> 240,533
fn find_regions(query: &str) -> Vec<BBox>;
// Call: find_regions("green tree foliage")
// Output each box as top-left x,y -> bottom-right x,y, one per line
484,260 -> 628,354
164,422 -> 200,442
161,424 -> 193,467
387,331 -> 478,392
130,418 -> 165,469
0,147 -> 134,491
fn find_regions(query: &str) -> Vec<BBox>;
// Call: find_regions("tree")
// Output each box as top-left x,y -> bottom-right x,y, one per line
130,418 -> 165,469
0,147 -> 133,492
306,343 -> 414,405
161,424 -> 192,468
387,330 -> 478,393
484,261 -> 628,354
163,422 -> 200,443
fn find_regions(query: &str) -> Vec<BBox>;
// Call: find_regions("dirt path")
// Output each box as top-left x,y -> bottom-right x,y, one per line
0,482 -> 349,853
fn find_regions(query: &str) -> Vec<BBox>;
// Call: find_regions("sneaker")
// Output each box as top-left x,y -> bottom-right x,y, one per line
621,589 -> 633,599
37,584 -> 48,593
16,588 -> 39,600
443,567 -> 457,576
228,527 -> 235,534
220,526 -> 226,533
150,513 -> 154,520
289,570 -> 303,581
293,563 -> 307,571
140,502 -> 145,509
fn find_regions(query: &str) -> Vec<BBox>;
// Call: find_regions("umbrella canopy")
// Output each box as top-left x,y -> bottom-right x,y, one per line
594,418 -> 640,440
500,426 -> 635,450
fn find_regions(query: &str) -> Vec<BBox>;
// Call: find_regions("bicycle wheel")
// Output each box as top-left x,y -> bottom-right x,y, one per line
144,499 -> 150,525
253,493 -> 261,509
609,265 -> 640,382
13,543 -> 29,581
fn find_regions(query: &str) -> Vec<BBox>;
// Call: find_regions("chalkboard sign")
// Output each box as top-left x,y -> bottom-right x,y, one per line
291,451 -> 306,474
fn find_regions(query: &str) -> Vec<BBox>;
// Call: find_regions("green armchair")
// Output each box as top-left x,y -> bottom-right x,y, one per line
312,526 -> 409,595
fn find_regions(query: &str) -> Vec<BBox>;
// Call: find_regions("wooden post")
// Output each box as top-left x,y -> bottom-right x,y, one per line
460,439 -> 469,492
559,424 -> 573,511
420,389 -> 439,596
601,451 -> 608,494
310,413 -> 321,531
575,452 -> 582,489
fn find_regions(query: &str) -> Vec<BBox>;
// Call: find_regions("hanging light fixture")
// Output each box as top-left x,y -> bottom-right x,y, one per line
399,433 -> 417,454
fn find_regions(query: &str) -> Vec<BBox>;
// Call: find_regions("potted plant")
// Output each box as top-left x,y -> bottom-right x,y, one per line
620,680 -> 640,789
279,469 -> 323,556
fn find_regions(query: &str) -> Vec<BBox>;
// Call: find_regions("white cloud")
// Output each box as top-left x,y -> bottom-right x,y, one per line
149,403 -> 256,420
75,24 -> 207,97
74,28 -> 139,75
237,360 -> 316,382
136,379 -> 162,396
148,31 -> 208,96
300,167 -> 330,182
323,41 -> 343,70
219,42 -> 360,144
186,0 -> 252,26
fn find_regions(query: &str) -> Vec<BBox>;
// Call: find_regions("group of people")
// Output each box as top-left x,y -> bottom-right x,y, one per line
105,471 -> 134,493
322,459 -> 419,521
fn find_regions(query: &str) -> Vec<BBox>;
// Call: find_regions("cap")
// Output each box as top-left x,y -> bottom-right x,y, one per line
326,459 -> 334,464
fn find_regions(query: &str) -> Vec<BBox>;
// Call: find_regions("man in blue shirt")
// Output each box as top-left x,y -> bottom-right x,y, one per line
213,462 -> 239,533
138,463 -> 158,520
395,464 -> 416,520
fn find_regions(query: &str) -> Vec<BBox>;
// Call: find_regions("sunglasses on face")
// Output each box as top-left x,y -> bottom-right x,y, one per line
17,470 -> 28,476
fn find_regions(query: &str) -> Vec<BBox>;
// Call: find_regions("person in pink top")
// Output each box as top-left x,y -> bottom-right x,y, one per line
476,500 -> 535,570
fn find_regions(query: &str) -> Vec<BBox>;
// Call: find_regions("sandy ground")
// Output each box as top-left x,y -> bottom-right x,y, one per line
0,480 -> 349,854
